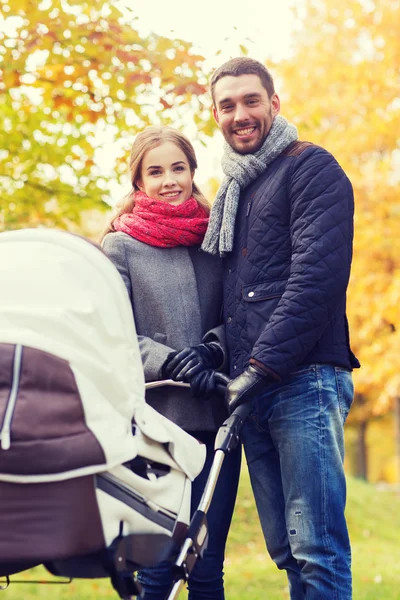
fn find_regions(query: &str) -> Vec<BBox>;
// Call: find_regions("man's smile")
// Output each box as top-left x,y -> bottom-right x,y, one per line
234,126 -> 257,137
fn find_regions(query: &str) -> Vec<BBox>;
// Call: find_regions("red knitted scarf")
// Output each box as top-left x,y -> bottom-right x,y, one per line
113,191 -> 209,248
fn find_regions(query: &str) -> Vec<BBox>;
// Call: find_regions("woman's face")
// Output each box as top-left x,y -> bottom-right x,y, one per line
138,141 -> 193,206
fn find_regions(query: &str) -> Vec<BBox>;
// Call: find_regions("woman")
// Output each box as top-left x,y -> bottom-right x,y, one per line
102,126 -> 241,600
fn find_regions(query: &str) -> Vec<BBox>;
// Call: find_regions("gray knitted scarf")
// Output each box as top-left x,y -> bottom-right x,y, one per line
201,115 -> 298,256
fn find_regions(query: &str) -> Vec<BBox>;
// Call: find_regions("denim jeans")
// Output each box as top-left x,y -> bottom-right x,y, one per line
241,364 -> 353,600
138,430 -> 241,600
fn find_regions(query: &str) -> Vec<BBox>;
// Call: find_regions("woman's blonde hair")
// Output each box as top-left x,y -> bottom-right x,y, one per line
102,126 -> 209,239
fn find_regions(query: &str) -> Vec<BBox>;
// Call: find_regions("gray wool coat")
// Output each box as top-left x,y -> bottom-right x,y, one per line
102,231 -> 228,432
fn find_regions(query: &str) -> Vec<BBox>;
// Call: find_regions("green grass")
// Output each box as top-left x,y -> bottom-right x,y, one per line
224,468 -> 400,599
1,468 -> 400,599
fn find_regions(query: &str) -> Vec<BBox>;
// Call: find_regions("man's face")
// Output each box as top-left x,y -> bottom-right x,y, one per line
213,74 -> 280,154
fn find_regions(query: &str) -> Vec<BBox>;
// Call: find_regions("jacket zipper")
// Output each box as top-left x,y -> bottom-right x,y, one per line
0,344 -> 23,451
245,199 -> 253,248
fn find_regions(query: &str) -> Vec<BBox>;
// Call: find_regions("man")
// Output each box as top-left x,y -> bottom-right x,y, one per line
202,57 -> 360,599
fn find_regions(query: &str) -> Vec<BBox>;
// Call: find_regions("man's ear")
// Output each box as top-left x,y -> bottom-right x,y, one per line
271,93 -> 280,117
213,106 -> 220,125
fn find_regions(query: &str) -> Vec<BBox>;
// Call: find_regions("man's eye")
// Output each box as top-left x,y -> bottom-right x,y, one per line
221,105 -> 233,112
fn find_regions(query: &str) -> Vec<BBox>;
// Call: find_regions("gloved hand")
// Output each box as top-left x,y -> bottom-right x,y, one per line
226,364 -> 274,414
163,342 -> 224,382
190,370 -> 230,399
161,351 -> 179,379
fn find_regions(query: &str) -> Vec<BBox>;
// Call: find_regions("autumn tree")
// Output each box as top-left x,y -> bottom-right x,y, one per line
278,0 -> 400,477
0,0 -> 214,232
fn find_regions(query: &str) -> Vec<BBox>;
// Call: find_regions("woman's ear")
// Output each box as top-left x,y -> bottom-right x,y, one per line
136,180 -> 143,192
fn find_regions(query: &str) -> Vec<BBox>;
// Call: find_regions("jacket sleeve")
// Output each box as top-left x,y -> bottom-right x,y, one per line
251,147 -> 355,379
102,233 -> 176,381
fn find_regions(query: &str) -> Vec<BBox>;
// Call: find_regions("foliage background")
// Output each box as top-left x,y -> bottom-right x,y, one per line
1,0 -> 400,597
1,0 -> 399,476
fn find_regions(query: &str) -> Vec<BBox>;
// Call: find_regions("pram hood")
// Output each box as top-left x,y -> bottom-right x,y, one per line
0,229 -> 205,482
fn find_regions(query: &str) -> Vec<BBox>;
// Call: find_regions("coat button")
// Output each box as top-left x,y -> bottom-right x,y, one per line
248,291 -> 255,297
242,248 -> 247,257
227,316 -> 232,324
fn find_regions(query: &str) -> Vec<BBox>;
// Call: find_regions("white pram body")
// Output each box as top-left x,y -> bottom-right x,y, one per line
0,229 -> 206,596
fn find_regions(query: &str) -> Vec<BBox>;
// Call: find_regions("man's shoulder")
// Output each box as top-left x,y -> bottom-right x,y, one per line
282,140 -> 316,157
282,140 -> 339,163
281,140 -> 333,158
282,140 -> 347,176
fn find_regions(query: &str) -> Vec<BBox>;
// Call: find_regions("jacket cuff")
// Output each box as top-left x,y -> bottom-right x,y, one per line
249,358 -> 282,382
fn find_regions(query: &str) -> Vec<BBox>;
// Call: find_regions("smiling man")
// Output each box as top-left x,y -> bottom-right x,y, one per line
212,72 -> 279,154
202,57 -> 360,599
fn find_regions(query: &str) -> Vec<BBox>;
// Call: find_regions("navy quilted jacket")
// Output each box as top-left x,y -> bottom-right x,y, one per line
223,142 -> 360,380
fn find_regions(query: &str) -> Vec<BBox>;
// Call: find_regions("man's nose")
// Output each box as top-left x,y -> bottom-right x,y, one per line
234,103 -> 250,122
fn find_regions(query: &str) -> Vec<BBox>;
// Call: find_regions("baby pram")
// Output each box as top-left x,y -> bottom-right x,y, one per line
0,229 -> 248,600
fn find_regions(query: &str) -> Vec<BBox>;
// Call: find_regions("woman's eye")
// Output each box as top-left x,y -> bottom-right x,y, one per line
149,170 -> 161,176
174,166 -> 184,172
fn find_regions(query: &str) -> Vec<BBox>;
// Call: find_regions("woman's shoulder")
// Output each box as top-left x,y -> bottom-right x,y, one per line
103,230 -> 128,243
102,231 -> 141,250
103,232 -> 170,261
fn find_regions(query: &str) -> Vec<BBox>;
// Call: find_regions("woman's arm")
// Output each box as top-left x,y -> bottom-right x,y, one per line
102,233 -> 176,381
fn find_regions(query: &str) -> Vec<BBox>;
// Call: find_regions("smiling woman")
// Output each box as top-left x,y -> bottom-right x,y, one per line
138,141 -> 194,206
100,125 -> 242,600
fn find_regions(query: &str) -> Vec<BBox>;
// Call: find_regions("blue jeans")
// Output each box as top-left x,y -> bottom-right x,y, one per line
138,430 -> 241,600
241,364 -> 353,600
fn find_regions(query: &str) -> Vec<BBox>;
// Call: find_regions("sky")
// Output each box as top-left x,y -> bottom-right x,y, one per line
106,0 -> 297,199
130,0 -> 295,66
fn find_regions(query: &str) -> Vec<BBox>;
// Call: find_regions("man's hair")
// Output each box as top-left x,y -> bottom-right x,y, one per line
210,57 -> 275,104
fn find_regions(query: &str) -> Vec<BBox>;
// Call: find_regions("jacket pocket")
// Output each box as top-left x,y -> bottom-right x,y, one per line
242,279 -> 287,348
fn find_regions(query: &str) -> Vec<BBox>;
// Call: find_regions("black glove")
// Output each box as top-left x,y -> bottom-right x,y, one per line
226,364 -> 274,414
190,370 -> 230,399
163,342 -> 224,382
160,351 -> 179,379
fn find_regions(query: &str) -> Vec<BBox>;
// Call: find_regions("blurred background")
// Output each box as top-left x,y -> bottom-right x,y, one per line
1,0 -> 400,596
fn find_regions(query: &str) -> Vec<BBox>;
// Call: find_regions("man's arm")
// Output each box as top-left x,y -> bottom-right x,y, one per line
251,146 -> 355,379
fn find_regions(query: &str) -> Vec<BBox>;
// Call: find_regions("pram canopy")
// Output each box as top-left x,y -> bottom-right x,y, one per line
0,228 -> 205,482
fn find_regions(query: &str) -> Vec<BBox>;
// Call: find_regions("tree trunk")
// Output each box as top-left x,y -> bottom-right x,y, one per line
356,421 -> 368,480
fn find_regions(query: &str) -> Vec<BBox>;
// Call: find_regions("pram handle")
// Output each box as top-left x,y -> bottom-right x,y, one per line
144,379 -> 190,390
164,400 -> 252,600
228,400 -> 253,423
145,378 -> 228,398
214,400 -> 252,454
